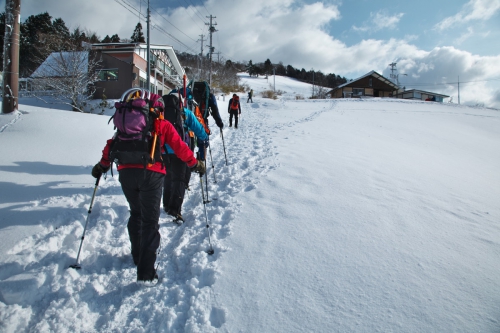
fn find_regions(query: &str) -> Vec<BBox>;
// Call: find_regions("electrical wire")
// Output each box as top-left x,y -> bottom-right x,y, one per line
406,77 -> 500,87
114,0 -> 199,53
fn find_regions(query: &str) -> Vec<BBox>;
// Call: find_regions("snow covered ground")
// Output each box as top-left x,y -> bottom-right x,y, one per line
0,74 -> 499,332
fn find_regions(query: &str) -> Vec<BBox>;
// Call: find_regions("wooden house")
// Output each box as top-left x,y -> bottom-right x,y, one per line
328,71 -> 398,99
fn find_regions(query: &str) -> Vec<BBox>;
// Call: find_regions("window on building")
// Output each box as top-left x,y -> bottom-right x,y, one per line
353,88 -> 364,96
97,69 -> 119,81
369,78 -> 372,87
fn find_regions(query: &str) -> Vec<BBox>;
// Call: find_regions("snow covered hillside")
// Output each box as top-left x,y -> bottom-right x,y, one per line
0,74 -> 499,332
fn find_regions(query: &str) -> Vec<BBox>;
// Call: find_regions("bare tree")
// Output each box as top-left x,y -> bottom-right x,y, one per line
31,47 -> 101,112
316,85 -> 328,99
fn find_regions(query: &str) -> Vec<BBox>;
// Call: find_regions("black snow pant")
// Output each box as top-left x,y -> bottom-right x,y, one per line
119,168 -> 164,281
229,110 -> 239,127
163,154 -> 190,216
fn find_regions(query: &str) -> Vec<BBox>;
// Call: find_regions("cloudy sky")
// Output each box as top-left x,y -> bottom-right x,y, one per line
3,0 -> 500,107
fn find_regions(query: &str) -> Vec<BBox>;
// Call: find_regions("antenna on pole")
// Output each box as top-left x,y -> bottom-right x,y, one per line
205,15 -> 217,86
389,62 -> 397,83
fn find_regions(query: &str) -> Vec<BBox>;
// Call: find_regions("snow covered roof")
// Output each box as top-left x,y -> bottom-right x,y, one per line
333,70 -> 399,90
31,52 -> 89,78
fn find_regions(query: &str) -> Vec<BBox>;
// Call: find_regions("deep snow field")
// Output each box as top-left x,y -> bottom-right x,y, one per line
0,74 -> 499,332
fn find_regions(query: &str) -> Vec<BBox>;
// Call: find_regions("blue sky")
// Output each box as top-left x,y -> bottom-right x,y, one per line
4,0 -> 500,107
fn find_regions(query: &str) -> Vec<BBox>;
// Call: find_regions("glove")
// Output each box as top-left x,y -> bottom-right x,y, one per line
190,159 -> 206,177
91,163 -> 109,178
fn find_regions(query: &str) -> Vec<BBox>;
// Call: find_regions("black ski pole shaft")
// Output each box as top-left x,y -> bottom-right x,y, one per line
199,174 -> 214,255
208,141 -> 217,183
220,128 -> 228,166
70,176 -> 101,269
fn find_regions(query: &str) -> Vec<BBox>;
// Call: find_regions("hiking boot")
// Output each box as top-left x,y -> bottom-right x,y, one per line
235,125 -> 238,129
173,213 -> 184,224
137,272 -> 159,287
229,124 -> 232,127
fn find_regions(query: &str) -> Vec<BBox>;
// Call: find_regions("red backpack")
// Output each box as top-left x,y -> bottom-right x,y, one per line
230,96 -> 239,110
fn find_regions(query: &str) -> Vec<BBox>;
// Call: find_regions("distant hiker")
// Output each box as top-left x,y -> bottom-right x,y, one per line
228,94 -> 241,128
162,92 -> 208,223
91,88 -> 205,286
247,89 -> 253,103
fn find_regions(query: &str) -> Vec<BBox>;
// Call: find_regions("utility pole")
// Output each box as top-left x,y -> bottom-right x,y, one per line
388,62 -> 397,84
389,62 -> 407,89
205,15 -> 217,86
273,67 -> 276,92
198,34 -> 205,79
2,0 -> 21,114
312,69 -> 315,98
146,0 -> 151,91
214,51 -> 222,63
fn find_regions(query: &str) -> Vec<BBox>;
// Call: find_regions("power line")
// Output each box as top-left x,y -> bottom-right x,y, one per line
183,0 -> 207,23
114,0 -> 198,53
149,8 -> 198,43
407,77 -> 500,87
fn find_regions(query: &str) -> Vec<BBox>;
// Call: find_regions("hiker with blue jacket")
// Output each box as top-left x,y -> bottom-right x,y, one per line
162,92 -> 209,223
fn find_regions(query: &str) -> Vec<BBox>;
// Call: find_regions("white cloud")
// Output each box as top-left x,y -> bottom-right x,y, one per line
389,46 -> 500,108
8,0 -> 500,108
434,0 -> 500,30
454,27 -> 475,45
353,11 -> 404,32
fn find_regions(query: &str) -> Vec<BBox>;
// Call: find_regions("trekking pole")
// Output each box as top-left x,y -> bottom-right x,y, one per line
220,128 -> 228,166
70,176 -> 101,269
207,140 -> 217,183
199,174 -> 215,255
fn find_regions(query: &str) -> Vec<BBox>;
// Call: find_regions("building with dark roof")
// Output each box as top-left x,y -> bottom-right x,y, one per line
327,71 -> 398,99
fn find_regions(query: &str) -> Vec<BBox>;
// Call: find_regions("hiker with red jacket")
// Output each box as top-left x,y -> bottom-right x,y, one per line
228,94 -> 241,128
91,89 -> 205,286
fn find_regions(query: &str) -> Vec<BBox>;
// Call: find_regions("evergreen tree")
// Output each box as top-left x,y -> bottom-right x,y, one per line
130,23 -> 145,43
263,58 -> 272,75
246,60 -> 258,77
101,35 -> 112,43
110,34 -> 121,42
19,12 -> 58,76
101,34 -> 121,43
275,62 -> 286,76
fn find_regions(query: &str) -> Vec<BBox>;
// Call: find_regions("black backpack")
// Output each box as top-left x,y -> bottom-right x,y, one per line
191,81 -> 210,118
162,94 -> 190,150
108,96 -> 163,167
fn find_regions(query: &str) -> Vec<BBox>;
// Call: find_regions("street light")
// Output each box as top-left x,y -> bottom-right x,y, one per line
396,73 -> 407,88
